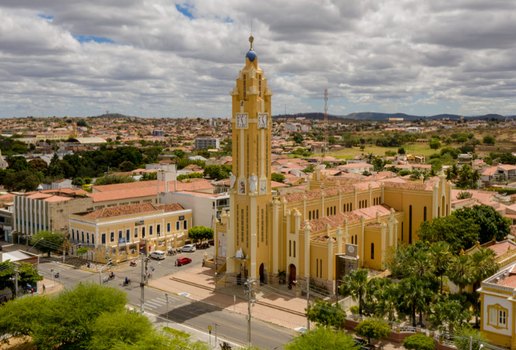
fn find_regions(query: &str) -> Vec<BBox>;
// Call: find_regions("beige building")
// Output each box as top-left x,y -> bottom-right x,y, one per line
69,203 -> 192,263
14,189 -> 93,238
479,263 -> 516,349
215,37 -> 452,293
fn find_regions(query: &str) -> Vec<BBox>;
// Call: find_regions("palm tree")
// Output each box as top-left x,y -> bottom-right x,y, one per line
397,276 -> 431,327
339,269 -> 368,316
429,242 -> 452,293
470,248 -> 498,326
447,253 -> 475,294
471,248 -> 498,288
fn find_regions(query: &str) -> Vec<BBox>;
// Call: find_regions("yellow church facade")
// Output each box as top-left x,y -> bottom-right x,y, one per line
215,37 -> 452,293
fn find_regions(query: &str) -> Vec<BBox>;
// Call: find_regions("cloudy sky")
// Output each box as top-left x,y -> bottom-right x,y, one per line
1,0 -> 515,118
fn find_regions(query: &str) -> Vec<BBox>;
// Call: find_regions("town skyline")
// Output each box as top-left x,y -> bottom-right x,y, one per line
1,1 -> 516,118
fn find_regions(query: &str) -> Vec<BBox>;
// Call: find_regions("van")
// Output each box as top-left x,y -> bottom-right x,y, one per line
149,251 -> 166,260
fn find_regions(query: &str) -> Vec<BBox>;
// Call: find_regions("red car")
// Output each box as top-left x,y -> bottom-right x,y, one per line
176,257 -> 192,266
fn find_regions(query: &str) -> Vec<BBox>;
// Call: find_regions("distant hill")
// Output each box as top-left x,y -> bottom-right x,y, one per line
274,112 -> 513,122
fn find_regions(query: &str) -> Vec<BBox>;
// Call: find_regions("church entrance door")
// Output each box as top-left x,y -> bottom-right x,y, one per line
288,264 -> 296,289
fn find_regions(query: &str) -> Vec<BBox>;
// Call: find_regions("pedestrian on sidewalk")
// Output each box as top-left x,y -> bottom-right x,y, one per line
42,284 -> 46,293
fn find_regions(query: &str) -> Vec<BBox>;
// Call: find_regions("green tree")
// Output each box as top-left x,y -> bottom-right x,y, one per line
396,277 -> 434,327
0,293 -> 52,338
454,326 -> 485,350
453,205 -> 511,243
418,216 -> 479,252
292,132 -> 304,144
482,135 -> 495,145
47,153 -> 64,178
95,174 -> 135,185
203,164 -> 231,180
428,241 -> 453,294
285,326 -> 359,350
363,277 -> 398,321
403,333 -> 435,350
355,318 -> 390,345
188,226 -> 214,242
2,169 -> 42,191
447,254 -> 475,294
33,283 -> 127,349
306,299 -> 345,328
7,155 -> 29,171
455,164 -> 479,189
339,268 -> 368,316
428,295 -> 471,333
30,230 -> 65,257
429,138 -> 441,149
29,158 -> 49,172
119,160 -> 136,172
88,310 -> 155,350
271,172 -> 286,183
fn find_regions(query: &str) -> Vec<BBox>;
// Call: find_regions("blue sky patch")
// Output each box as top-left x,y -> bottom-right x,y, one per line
176,4 -> 194,19
74,35 -> 114,44
38,14 -> 54,22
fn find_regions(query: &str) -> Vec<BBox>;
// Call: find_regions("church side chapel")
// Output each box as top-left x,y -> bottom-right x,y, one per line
215,36 -> 452,295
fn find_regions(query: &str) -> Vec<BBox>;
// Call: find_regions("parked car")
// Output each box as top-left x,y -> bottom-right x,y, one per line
176,257 -> 192,266
149,251 -> 166,260
182,244 -> 196,252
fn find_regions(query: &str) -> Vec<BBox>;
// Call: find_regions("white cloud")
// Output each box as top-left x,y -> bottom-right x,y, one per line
0,0 -> 515,117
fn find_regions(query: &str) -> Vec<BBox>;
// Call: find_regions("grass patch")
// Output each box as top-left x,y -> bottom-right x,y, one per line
326,143 -> 438,160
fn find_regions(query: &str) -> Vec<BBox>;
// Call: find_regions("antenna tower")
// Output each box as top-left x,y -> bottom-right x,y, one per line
323,88 -> 328,156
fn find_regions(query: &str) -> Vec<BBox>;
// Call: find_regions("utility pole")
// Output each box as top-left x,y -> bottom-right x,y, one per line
244,279 -> 256,347
140,253 -> 147,313
14,265 -> 19,298
214,323 -> 218,350
165,293 -> 169,327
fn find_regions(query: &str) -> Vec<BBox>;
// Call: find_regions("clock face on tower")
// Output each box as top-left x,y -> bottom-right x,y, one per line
236,113 -> 248,129
257,113 -> 268,129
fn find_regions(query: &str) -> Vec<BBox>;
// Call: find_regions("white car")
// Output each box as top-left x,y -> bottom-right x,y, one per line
181,244 -> 196,252
149,251 -> 166,260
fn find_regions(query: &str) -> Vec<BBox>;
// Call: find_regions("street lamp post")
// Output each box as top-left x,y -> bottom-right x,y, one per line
165,293 -> 169,327
244,278 -> 256,347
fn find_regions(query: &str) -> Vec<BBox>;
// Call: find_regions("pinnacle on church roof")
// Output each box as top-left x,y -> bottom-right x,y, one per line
246,34 -> 257,62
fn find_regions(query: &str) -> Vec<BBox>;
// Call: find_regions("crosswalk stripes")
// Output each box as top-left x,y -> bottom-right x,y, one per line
144,296 -> 167,310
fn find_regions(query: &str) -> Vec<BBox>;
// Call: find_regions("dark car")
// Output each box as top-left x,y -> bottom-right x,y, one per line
176,257 -> 192,266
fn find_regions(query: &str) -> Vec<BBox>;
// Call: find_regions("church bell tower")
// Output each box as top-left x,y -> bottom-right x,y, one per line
226,36 -> 272,282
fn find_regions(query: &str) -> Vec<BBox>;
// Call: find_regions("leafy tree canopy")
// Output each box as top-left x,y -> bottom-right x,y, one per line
95,174 -> 135,186
271,172 -> 286,183
453,205 -> 510,243
306,299 -> 345,329
355,318 -> 390,345
30,230 -> 65,257
285,326 -> 359,350
403,333 -> 435,350
188,226 -> 214,242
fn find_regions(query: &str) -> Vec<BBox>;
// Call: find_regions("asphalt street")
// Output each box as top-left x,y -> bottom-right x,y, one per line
37,249 -> 295,349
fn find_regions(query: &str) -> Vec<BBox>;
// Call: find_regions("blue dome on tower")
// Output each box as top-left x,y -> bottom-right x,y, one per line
246,50 -> 257,62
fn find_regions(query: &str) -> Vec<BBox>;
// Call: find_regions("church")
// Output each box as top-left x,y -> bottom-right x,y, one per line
215,36 -> 452,294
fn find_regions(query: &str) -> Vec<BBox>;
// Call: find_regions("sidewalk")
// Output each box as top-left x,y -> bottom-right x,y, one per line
37,277 -> 63,295
149,266 -> 405,349
149,266 -> 307,330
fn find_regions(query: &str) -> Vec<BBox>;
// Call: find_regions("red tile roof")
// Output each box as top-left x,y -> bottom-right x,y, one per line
78,203 -> 184,220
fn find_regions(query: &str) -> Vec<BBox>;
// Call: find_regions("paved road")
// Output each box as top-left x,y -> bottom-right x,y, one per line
37,252 -> 295,349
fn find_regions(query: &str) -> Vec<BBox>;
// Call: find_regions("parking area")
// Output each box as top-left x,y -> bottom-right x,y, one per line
112,245 -> 214,283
